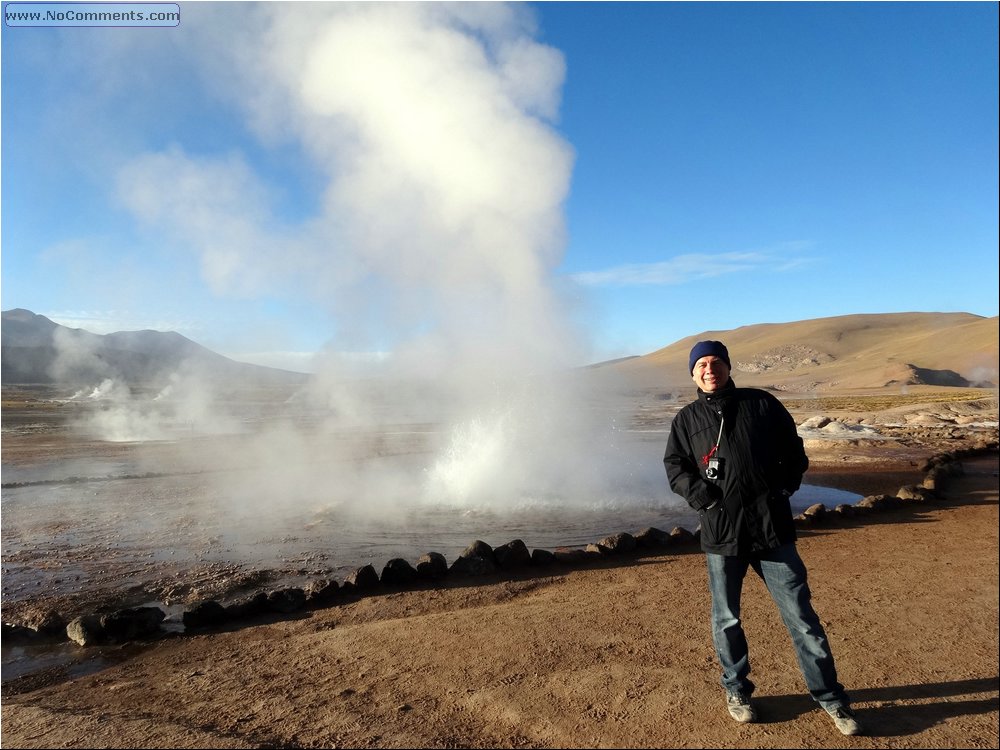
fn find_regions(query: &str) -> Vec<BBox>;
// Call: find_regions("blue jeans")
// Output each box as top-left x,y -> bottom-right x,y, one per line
706,543 -> 850,709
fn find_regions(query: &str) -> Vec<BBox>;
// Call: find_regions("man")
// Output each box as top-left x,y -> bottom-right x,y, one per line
663,340 -> 862,736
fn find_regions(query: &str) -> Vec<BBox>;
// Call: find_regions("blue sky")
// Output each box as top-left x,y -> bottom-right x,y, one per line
2,1 -> 998,371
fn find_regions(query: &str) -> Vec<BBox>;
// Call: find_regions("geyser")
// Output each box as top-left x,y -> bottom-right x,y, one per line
57,2 -> 686,563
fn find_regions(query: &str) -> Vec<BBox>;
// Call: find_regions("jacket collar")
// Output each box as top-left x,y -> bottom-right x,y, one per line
697,379 -> 737,404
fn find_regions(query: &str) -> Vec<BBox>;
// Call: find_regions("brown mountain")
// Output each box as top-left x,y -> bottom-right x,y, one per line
1,308 -> 309,387
608,311 -> 999,393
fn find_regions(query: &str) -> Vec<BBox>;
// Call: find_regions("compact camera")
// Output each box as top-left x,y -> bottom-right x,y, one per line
705,457 -> 725,481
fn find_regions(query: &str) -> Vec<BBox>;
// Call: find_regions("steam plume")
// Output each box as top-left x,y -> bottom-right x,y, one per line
113,4 -> 648,525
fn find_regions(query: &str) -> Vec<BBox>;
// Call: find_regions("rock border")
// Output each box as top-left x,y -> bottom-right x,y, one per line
3,444 -> 995,649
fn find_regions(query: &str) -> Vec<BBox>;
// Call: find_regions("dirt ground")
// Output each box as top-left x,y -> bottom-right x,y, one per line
1,388 -> 998,748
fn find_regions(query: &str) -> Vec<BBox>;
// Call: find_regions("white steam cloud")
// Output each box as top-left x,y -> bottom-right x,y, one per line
119,4 -> 576,366
105,4 -> 658,532
48,327 -> 240,442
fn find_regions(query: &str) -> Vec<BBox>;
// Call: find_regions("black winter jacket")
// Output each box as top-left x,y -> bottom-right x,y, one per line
663,380 -> 808,556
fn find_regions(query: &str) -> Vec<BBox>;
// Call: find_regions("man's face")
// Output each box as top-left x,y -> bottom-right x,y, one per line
692,355 -> 731,393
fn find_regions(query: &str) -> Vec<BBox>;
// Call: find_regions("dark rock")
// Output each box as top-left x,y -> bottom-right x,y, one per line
305,579 -> 340,605
553,546 -> 589,565
266,587 -> 307,613
634,527 -> 672,548
449,554 -> 497,577
924,459 -> 965,491
930,459 -> 962,476
450,539 -> 499,577
897,485 -> 936,502
183,600 -> 228,629
494,539 -> 531,569
415,552 -> 449,580
596,532 -> 638,555
2,622 -> 40,643
100,606 -> 165,641
669,526 -> 695,544
530,548 -> 556,567
930,451 -> 957,468
803,503 -> 828,523
460,540 -> 497,565
344,565 -> 380,592
66,615 -> 105,646
834,503 -> 856,517
857,494 -> 894,511
20,607 -> 66,637
381,558 -> 418,587
224,592 -> 268,619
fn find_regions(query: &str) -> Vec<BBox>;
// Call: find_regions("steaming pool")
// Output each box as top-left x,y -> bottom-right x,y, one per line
1,428 -> 860,612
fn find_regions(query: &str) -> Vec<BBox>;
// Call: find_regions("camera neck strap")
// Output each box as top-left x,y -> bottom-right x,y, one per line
700,415 -> 725,466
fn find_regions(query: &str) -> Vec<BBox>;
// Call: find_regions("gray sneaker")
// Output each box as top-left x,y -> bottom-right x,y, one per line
826,705 -> 862,736
726,692 -> 757,723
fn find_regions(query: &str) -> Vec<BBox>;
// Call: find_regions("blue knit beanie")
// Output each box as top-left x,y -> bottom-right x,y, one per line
688,340 -> 731,374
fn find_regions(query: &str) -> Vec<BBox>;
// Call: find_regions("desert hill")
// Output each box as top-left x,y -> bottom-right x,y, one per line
3,308 -> 997,394
610,311 -> 999,393
1,308 -> 308,387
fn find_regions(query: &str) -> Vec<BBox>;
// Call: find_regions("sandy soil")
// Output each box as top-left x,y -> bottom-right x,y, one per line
2,454 -> 997,748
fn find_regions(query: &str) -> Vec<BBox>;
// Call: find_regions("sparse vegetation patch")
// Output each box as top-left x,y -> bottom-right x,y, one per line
782,389 -> 995,413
